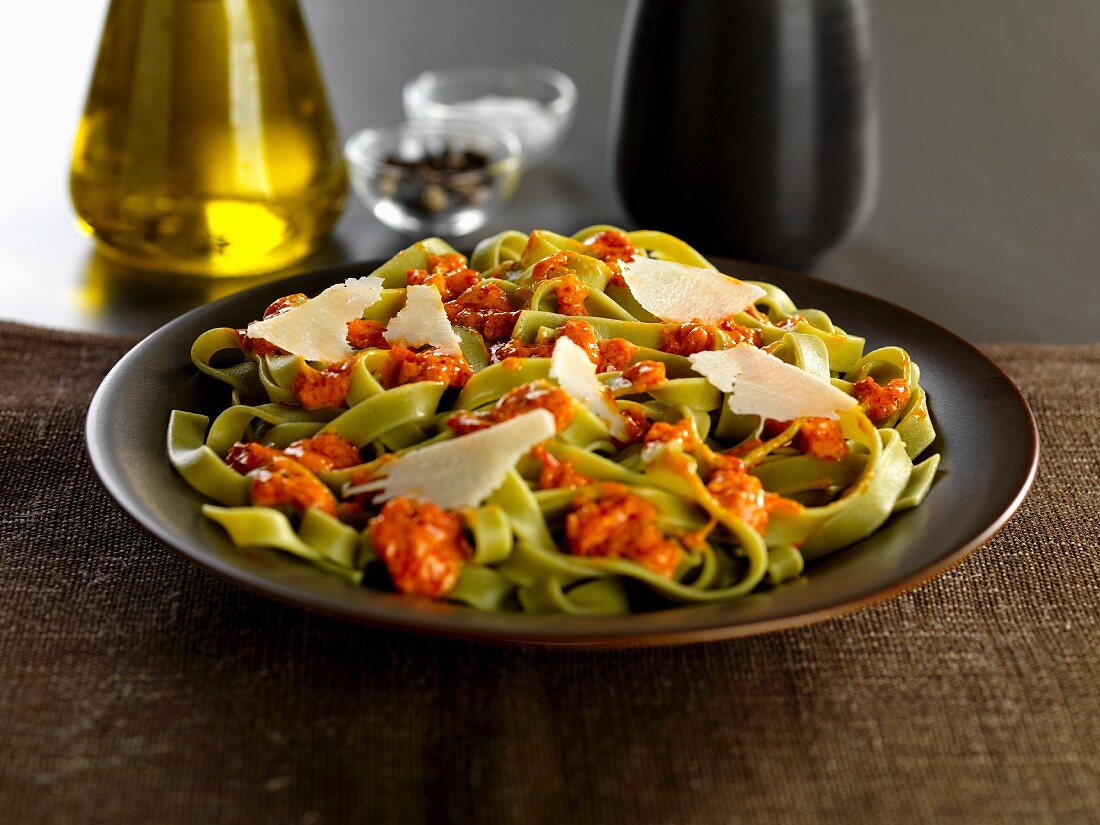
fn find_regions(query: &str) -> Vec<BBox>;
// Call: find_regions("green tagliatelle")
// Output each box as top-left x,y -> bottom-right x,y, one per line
168,227 -> 941,616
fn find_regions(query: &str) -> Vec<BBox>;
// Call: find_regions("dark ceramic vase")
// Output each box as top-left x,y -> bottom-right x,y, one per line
610,0 -> 878,270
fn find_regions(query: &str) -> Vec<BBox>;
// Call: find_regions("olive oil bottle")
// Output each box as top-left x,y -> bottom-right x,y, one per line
71,0 -> 347,277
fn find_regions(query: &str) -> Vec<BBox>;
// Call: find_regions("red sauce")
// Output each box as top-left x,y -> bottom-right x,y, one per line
532,445 -> 592,490
293,359 -> 354,410
346,318 -> 389,350
554,273 -> 589,316
488,338 -> 552,363
405,269 -> 447,294
479,380 -> 575,430
852,377 -> 911,422
659,321 -> 716,355
531,251 -> 571,282
480,311 -> 520,342
718,319 -> 764,347
644,418 -> 698,451
706,454 -> 800,534
559,318 -> 602,363
615,407 -> 650,447
263,293 -> 309,319
447,380 -> 575,435
225,441 -> 282,474
449,281 -> 512,313
225,433 -> 360,478
660,318 -> 762,354
582,230 -> 637,263
282,432 -> 362,473
797,417 -> 849,461
368,497 -> 471,598
486,319 -> 637,372
250,456 -> 338,517
406,253 -> 480,301
557,319 -> 637,371
705,455 -> 770,533
378,346 -> 473,390
595,335 -> 637,372
238,335 -> 284,357
621,360 -> 666,392
444,282 -> 518,342
565,482 -> 681,578
582,230 -> 638,287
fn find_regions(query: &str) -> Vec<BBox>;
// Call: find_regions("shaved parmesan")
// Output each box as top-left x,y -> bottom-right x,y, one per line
550,336 -> 628,440
689,345 -> 857,420
384,284 -> 462,354
344,409 -> 556,509
619,257 -> 765,325
246,277 -> 384,362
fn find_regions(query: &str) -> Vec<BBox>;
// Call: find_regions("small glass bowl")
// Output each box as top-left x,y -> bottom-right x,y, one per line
403,65 -> 577,169
344,120 -> 522,237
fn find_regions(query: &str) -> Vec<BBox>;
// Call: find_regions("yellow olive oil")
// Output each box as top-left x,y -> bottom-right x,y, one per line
71,0 -> 347,277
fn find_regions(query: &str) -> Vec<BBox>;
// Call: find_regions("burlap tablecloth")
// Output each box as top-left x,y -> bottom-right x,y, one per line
1,321 -> 1097,825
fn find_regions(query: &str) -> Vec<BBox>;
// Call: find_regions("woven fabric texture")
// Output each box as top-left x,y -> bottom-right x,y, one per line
1,322 -> 1097,825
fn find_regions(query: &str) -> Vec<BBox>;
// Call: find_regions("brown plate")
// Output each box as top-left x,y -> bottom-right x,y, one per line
85,257 -> 1037,646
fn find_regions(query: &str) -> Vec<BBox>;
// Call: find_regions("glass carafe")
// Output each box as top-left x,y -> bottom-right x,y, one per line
71,0 -> 347,277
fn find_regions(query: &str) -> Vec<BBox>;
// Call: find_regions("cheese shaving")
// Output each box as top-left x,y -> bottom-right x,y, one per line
245,277 -> 384,362
550,336 -> 628,440
383,284 -> 463,354
688,345 -> 858,420
344,409 -> 556,509
618,257 -> 765,324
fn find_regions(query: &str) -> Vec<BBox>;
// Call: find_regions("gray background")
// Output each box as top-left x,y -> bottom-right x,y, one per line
2,0 -> 1097,340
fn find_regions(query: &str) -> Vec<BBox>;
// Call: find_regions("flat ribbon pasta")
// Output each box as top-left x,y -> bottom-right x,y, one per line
168,227 -> 940,615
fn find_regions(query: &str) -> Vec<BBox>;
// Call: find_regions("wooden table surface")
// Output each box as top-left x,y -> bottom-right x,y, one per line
2,0 -> 1097,341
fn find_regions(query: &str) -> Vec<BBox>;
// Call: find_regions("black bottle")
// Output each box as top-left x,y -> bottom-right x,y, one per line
610,0 -> 878,271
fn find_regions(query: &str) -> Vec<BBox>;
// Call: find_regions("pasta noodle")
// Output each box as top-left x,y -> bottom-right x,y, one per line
168,227 -> 940,615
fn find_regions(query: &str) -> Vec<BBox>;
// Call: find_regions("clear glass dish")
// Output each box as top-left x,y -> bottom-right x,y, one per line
403,65 -> 577,169
344,120 -> 522,237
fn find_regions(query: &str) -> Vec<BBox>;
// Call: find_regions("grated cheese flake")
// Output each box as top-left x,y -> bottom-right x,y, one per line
245,277 -> 384,362
344,409 -> 556,509
549,336 -> 628,440
383,284 -> 463,354
618,257 -> 766,325
689,345 -> 858,420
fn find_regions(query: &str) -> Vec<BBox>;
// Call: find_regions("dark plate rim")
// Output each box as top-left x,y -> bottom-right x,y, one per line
85,257 -> 1039,647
